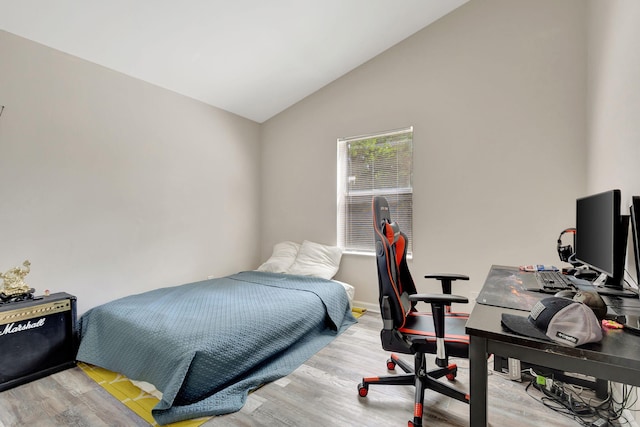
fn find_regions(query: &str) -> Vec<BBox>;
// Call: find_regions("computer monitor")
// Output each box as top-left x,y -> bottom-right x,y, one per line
630,196 -> 640,287
574,189 -> 631,296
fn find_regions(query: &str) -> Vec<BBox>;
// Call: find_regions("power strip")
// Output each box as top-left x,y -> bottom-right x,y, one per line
534,380 -> 592,415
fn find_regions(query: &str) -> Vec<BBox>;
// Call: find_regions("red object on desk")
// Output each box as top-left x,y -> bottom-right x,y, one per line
602,319 -> 623,329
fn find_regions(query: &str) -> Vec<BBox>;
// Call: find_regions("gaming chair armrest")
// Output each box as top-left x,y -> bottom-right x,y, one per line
424,273 -> 469,281
408,293 -> 469,335
424,273 -> 469,295
409,293 -> 469,367
409,293 -> 468,305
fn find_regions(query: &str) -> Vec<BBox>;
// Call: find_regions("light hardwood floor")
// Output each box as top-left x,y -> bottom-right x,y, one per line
0,312 -> 611,426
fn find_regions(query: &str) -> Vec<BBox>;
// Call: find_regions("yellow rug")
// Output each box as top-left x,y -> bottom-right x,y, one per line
78,362 -> 210,427
351,306 -> 367,318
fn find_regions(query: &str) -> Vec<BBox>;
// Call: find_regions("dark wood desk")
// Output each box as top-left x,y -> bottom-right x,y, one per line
466,266 -> 640,427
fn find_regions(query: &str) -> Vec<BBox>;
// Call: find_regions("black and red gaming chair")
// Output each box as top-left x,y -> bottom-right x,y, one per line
358,196 -> 470,427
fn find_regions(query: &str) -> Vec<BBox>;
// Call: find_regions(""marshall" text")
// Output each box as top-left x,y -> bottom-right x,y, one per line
0,318 -> 46,336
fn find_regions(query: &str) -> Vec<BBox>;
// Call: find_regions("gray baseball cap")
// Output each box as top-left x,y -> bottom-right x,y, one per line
501,297 -> 603,347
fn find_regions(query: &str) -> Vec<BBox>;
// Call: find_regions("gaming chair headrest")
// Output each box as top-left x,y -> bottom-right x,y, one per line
373,196 -> 391,226
373,196 -> 402,245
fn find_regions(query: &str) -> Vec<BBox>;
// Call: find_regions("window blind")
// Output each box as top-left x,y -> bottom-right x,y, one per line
337,127 -> 413,255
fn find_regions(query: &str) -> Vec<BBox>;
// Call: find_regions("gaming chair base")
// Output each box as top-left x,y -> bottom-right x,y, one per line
358,352 -> 469,427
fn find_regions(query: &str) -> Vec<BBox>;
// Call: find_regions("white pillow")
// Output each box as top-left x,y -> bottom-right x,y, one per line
257,241 -> 301,273
288,240 -> 343,280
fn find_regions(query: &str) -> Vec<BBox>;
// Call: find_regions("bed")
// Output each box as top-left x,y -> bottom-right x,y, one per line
75,241 -> 356,425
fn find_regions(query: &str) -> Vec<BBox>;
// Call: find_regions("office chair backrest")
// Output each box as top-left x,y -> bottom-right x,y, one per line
372,196 -> 417,329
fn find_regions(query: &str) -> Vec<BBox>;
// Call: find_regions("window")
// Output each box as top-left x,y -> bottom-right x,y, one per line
337,127 -> 413,255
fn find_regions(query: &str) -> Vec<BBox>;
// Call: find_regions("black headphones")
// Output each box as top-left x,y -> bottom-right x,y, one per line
557,228 -> 576,263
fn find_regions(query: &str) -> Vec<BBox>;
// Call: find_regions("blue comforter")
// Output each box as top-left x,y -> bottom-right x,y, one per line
76,271 -> 356,424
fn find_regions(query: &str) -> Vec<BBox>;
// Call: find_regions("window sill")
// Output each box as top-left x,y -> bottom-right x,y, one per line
342,250 -> 375,257
342,250 -> 413,260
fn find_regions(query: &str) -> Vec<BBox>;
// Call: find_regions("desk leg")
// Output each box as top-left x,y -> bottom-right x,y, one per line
470,335 -> 488,427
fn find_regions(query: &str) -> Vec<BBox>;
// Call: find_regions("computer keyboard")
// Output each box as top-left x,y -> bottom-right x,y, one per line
534,271 -> 574,290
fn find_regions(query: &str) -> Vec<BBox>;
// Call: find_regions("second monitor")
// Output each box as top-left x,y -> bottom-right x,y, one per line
574,189 -> 634,297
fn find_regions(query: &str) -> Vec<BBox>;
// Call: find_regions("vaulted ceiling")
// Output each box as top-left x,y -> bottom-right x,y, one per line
0,0 -> 468,122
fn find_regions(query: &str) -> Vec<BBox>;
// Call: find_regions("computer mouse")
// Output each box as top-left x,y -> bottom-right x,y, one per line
554,290 -> 577,299
573,291 -> 607,321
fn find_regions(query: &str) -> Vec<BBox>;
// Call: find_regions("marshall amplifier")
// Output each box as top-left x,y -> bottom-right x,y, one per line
0,292 -> 77,391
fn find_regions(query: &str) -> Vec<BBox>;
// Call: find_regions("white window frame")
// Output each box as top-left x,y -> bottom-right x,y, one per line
337,126 -> 413,256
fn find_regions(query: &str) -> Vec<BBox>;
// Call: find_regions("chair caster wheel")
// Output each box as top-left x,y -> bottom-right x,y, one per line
386,358 -> 396,370
357,383 -> 369,397
446,365 -> 458,381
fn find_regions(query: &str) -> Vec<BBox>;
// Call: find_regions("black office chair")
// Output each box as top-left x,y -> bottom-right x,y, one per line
358,196 -> 470,427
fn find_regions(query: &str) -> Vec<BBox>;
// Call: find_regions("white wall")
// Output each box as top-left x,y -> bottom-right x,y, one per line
260,0 -> 588,307
0,31 -> 261,314
588,0 -> 640,286
588,0 -> 640,196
